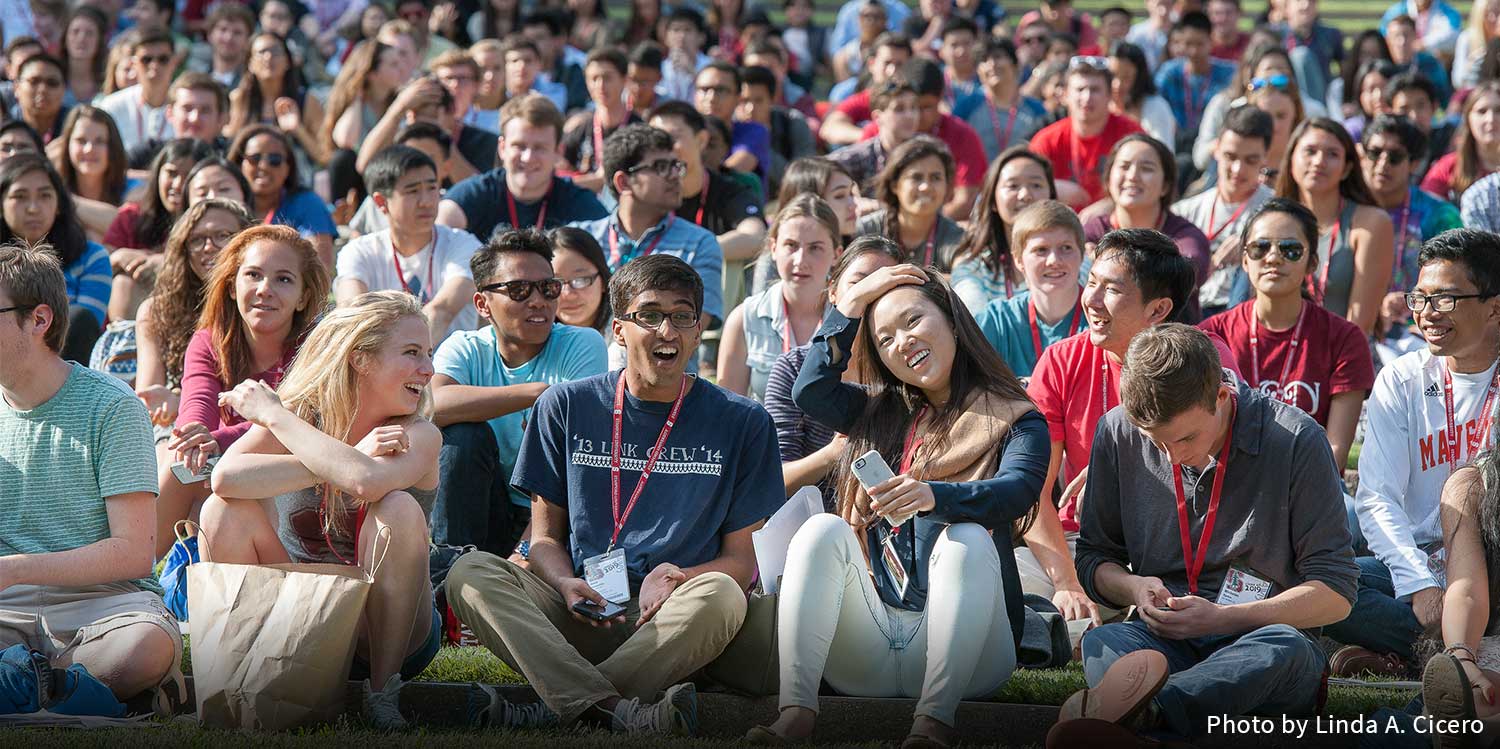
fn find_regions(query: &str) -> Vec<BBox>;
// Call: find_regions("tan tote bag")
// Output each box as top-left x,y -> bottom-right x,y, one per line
181,521 -> 390,730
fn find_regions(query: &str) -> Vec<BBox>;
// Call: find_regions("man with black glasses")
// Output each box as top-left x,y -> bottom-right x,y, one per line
1326,229 -> 1500,677
573,124 -> 724,325
446,254 -> 781,735
428,228 -> 608,556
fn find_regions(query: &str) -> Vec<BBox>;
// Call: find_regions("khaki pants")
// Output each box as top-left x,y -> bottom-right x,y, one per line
445,552 -> 747,724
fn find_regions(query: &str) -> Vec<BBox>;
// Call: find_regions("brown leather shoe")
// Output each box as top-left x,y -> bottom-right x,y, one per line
1057,649 -> 1169,726
1329,645 -> 1407,679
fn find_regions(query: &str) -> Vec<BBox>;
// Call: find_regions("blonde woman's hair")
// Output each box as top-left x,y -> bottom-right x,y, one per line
276,290 -> 433,530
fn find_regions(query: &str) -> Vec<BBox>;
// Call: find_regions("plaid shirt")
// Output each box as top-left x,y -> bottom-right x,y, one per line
827,139 -> 887,196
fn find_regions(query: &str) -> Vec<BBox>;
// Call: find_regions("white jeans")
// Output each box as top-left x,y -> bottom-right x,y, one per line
776,514 -> 1016,726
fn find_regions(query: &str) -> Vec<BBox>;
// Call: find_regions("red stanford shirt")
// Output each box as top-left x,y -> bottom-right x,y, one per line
1028,113 -> 1142,207
1199,300 -> 1375,427
1027,329 -> 1242,532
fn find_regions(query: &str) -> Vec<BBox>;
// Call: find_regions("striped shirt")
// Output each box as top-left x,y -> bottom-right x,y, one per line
765,345 -> 838,510
66,241 -> 112,328
0,364 -> 158,590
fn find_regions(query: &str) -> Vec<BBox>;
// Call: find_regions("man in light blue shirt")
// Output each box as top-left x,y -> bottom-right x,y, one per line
1153,12 -> 1236,137
572,123 -> 725,325
831,0 -> 912,54
430,228 -> 608,556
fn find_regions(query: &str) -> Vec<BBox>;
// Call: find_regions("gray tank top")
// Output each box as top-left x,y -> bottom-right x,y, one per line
276,484 -> 437,565
1314,199 -> 1358,320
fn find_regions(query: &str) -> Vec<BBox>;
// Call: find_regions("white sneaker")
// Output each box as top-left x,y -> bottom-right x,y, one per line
362,674 -> 408,731
466,682 -> 559,729
610,682 -> 698,736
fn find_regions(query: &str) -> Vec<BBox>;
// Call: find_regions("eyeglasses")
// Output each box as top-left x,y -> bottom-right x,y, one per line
562,273 -> 600,289
1248,74 -> 1290,92
188,229 -> 235,251
137,53 -> 172,66
1405,291 -> 1494,312
626,158 -> 687,179
479,278 -> 563,302
1068,55 -> 1109,72
1244,238 -> 1306,262
1364,146 -> 1410,165
243,152 -> 286,167
619,309 -> 700,330
695,84 -> 735,97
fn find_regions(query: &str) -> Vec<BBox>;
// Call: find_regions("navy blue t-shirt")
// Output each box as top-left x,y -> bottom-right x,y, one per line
511,370 -> 785,589
445,169 -> 607,242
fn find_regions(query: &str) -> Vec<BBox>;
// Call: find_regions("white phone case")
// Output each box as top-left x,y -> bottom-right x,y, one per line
851,450 -> 913,527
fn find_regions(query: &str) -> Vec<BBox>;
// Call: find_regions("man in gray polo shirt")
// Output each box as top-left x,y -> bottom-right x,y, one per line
1047,324 -> 1358,745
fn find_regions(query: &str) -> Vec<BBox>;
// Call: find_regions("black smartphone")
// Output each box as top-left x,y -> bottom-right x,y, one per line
572,600 -> 626,621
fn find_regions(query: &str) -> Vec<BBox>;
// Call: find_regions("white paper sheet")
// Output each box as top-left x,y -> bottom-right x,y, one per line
751,486 -> 825,595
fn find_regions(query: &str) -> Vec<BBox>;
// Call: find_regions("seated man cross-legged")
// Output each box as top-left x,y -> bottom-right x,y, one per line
1049,323 -> 1358,746
446,255 -> 783,734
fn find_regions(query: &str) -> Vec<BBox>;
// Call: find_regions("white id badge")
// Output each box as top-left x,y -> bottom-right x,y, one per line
880,533 -> 910,600
1427,546 -> 1449,589
1215,565 -> 1273,606
583,547 -> 631,604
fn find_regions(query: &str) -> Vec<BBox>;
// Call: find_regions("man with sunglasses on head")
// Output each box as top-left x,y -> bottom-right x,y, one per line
98,27 -> 176,152
334,145 -> 481,344
1028,55 -> 1141,208
428,227 -> 607,556
445,254 -> 780,735
573,124 -> 724,328
1324,229 -> 1500,678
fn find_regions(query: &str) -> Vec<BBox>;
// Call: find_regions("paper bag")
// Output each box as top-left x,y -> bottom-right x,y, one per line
182,521 -> 385,730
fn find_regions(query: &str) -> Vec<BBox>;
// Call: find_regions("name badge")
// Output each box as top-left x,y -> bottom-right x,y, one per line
583,547 -> 631,604
1215,564 -> 1273,606
880,532 -> 910,600
1427,546 -> 1448,589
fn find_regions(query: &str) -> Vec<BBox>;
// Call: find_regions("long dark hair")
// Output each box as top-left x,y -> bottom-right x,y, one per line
1104,133 -> 1179,207
148,198 -> 256,385
185,156 -> 254,208
1351,58 -> 1400,117
875,136 -> 954,248
137,139 -> 216,251
232,32 -> 305,134
829,271 -> 1036,530
1446,456 -> 1500,605
63,7 -> 109,93
1238,196 -> 1321,300
228,123 -> 304,195
1454,81 -> 1500,201
1109,41 -> 1156,110
549,225 -> 613,333
1342,31 -> 1392,108
52,105 -> 126,204
954,147 -> 1056,286
1275,118 -> 1377,205
0,154 -> 89,268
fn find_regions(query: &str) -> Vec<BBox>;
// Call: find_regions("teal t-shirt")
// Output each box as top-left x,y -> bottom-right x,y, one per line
975,290 -> 1084,378
433,323 -> 609,506
0,363 -> 159,592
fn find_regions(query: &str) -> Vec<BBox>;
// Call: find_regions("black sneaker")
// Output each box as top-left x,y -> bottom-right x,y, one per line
466,683 -> 559,729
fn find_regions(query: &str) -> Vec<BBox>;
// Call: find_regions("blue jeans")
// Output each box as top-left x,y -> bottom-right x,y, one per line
434,422 -> 530,556
1081,621 -> 1326,737
1322,556 -> 1424,661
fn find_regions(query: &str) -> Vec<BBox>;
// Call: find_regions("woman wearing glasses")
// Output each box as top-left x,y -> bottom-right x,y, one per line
1199,197 -> 1373,472
853,137 -> 963,273
103,139 -> 216,321
228,123 -> 337,267
550,226 -> 613,335
1274,118 -> 1395,336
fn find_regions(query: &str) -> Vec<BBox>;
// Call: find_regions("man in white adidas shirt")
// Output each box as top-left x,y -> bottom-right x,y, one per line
1325,229 -> 1500,676
334,145 -> 481,344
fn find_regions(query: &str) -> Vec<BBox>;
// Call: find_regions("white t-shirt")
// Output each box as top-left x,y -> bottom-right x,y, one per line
1356,348 -> 1500,598
334,224 -> 482,338
98,85 -> 171,152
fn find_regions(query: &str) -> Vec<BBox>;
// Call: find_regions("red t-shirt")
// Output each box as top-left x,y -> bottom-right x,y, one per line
1027,330 -> 1242,532
103,202 -> 145,250
833,89 -> 873,127
1028,113 -> 1143,206
1418,152 -> 1490,202
857,113 -> 989,188
1198,300 -> 1375,427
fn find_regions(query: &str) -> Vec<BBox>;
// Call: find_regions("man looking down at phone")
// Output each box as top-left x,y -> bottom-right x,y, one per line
445,255 -> 782,735
759,258 -> 1048,746
1047,324 -> 1357,746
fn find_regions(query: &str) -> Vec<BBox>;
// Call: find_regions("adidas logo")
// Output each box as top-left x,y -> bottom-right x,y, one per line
1425,383 -> 1441,397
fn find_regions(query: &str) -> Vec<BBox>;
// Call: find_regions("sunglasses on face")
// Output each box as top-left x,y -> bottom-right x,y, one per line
137,54 -> 172,66
626,158 -> 687,179
480,278 -> 563,301
1248,74 -> 1290,92
1244,238 -> 1306,262
1364,146 -> 1410,165
244,152 -> 286,167
1068,55 -> 1109,72
618,309 -> 700,330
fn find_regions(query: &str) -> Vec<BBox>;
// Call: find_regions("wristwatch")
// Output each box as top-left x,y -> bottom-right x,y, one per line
514,540 -> 530,560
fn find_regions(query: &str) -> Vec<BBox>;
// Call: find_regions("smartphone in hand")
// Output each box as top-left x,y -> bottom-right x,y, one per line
571,600 -> 626,621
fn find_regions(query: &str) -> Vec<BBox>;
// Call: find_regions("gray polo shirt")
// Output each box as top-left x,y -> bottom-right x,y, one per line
1075,378 -> 1359,608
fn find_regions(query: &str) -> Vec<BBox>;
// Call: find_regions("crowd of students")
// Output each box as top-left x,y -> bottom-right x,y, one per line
4,0 -> 1500,744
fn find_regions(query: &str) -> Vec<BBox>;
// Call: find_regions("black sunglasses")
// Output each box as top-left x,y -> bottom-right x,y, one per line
243,152 -> 286,167
1244,239 -> 1306,262
480,278 -> 563,302
137,53 -> 172,66
1364,146 -> 1410,166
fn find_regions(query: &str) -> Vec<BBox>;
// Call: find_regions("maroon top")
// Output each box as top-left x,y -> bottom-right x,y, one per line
175,328 -> 299,449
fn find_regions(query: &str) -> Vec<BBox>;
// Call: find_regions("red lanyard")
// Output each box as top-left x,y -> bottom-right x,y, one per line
988,97 -> 1017,151
899,406 -> 928,475
1182,65 -> 1208,130
1441,362 -> 1500,471
1069,127 -> 1088,190
914,220 -> 938,266
591,110 -> 622,172
1249,301 -> 1306,406
1315,199 -> 1343,303
607,215 -> 674,267
506,186 -> 550,229
690,175 -> 708,227
1391,192 -> 1412,291
1173,394 -> 1236,595
608,371 -> 691,550
1205,193 -> 1249,242
391,235 -> 437,302
1028,297 -> 1084,360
